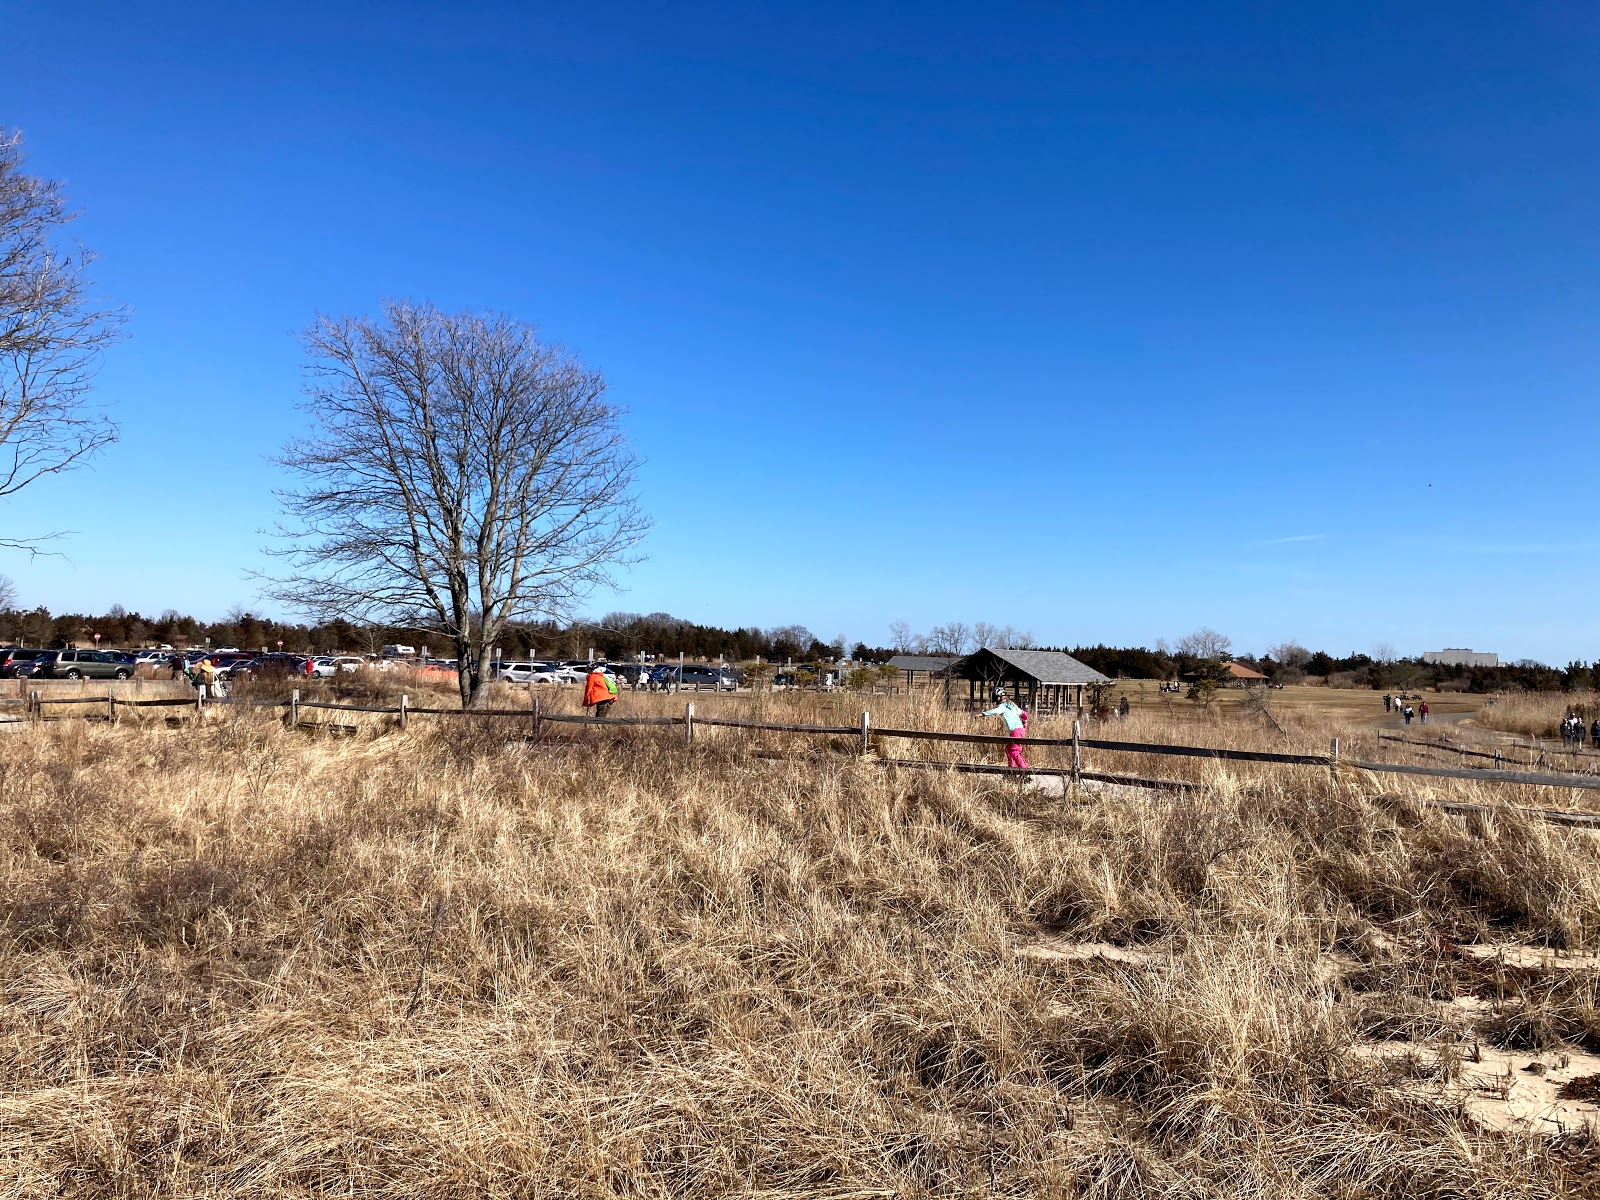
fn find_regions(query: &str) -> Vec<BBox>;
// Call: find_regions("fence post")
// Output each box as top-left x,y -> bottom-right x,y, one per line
531,693 -> 541,742
1329,737 -> 1340,784
398,693 -> 408,731
197,687 -> 205,719
29,689 -> 39,720
860,710 -> 871,755
1071,719 -> 1082,787
290,689 -> 299,727
108,687 -> 116,724
684,701 -> 694,746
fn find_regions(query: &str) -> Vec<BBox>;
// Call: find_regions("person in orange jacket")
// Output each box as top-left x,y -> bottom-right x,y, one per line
583,665 -> 618,718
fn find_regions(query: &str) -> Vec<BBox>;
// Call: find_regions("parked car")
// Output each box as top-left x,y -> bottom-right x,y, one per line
655,665 -> 738,691
494,661 -> 563,684
608,663 -> 648,687
37,649 -> 136,680
233,653 -> 313,679
208,652 -> 259,677
310,656 -> 338,678
0,648 -> 47,678
330,656 -> 367,673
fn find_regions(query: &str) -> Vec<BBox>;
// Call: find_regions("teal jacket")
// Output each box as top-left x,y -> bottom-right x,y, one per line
982,701 -> 1027,733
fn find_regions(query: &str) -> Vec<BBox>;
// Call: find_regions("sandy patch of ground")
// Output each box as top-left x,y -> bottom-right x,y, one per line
1459,943 -> 1600,971
1015,940 -> 1155,966
1357,1040 -> 1600,1134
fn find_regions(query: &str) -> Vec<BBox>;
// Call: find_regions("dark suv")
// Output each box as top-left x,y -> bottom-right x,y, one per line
0,648 -> 47,678
233,653 -> 313,679
38,649 -> 136,680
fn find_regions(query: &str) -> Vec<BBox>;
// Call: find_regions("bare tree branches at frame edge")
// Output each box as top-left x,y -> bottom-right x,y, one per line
269,301 -> 649,709
0,130 -> 124,549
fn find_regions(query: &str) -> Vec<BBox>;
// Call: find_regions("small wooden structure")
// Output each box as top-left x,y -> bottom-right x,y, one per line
946,647 -> 1111,715
885,654 -> 958,690
1221,662 -> 1267,687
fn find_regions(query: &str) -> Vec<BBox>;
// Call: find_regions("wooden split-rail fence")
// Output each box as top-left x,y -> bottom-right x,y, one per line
11,687 -> 1600,829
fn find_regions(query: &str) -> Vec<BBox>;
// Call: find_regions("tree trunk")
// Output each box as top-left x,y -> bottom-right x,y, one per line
455,633 -> 475,710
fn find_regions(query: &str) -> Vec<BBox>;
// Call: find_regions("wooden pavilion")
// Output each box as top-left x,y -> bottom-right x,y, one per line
945,647 -> 1111,715
885,654 -> 958,690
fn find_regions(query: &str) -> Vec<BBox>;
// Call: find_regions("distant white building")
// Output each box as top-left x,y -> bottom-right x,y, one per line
1422,648 -> 1499,668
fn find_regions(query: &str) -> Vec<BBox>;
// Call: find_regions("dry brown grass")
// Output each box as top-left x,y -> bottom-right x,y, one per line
1476,692 -> 1600,741
2,693 -> 1599,1196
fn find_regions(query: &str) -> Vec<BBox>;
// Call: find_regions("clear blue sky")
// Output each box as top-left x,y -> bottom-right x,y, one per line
3,1 -> 1597,662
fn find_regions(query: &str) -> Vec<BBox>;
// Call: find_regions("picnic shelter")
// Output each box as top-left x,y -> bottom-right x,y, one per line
945,647 -> 1112,715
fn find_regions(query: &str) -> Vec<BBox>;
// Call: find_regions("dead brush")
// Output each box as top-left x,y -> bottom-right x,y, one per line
0,711 -> 1598,1197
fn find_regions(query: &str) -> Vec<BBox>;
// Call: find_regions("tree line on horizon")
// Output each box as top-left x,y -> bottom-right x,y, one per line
2,601 -> 1596,694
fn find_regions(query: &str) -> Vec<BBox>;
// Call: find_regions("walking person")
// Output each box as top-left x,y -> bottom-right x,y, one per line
168,652 -> 187,681
1402,704 -> 1413,726
584,664 -> 618,719
1118,694 -> 1131,719
1419,700 -> 1429,725
981,689 -> 1031,770
194,655 -> 219,701
1383,694 -> 1392,713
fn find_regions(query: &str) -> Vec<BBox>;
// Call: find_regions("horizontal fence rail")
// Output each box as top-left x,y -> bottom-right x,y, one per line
13,689 -> 1600,826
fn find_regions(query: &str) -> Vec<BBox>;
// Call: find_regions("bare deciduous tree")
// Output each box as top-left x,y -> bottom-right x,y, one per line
1177,626 -> 1232,660
272,302 -> 648,708
0,131 -> 122,545
0,572 -> 16,611
1370,641 -> 1397,666
927,621 -> 972,656
1265,640 -> 1311,669
972,621 -> 1032,650
888,620 -> 914,653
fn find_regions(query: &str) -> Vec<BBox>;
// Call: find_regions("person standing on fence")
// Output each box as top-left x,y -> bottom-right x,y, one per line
584,665 -> 618,719
982,690 -> 1031,770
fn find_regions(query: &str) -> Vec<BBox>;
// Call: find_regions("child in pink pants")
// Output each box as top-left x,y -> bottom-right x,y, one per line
981,692 -> 1031,770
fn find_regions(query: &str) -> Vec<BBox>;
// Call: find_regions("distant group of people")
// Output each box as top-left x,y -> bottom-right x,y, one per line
1560,713 -> 1597,746
1382,694 -> 1428,725
173,654 -> 225,699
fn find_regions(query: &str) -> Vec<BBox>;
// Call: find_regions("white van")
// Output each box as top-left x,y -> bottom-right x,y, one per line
381,644 -> 416,659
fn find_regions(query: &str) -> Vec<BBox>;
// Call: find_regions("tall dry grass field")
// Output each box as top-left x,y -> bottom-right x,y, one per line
2,694 -> 1599,1197
1475,691 -> 1600,741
